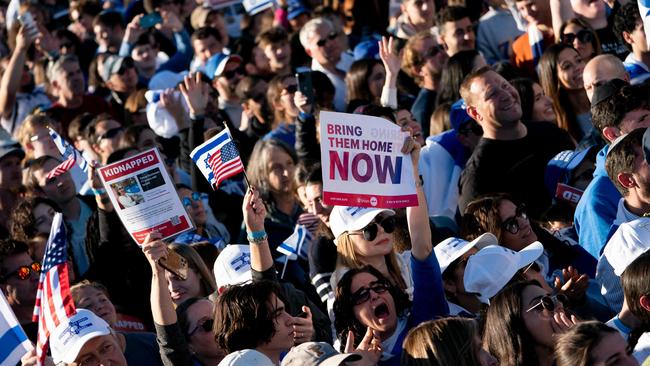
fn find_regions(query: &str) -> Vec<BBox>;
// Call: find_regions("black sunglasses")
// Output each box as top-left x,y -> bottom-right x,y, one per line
1,262 -> 41,281
188,318 -> 214,336
97,127 -> 123,142
561,29 -> 593,45
350,280 -> 390,306
500,204 -> 527,235
526,294 -> 569,313
350,216 -> 396,242
223,66 -> 244,80
283,84 -> 298,94
317,32 -> 338,47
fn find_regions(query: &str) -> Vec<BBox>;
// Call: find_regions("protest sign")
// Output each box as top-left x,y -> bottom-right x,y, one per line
98,148 -> 193,245
319,111 -> 418,208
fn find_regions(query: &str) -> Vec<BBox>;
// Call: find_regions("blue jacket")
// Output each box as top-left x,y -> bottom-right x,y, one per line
381,250 -> 449,366
574,145 -> 621,258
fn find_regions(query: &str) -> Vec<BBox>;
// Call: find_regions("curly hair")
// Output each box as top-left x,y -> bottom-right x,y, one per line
333,265 -> 411,351
213,280 -> 286,353
614,2 -> 642,52
591,83 -> 650,133
9,197 -> 60,243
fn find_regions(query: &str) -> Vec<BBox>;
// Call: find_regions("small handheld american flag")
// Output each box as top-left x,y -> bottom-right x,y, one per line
33,213 -> 76,366
45,156 -> 76,180
190,125 -> 245,189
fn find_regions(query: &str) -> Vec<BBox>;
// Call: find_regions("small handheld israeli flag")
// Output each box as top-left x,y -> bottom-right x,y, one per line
277,225 -> 312,261
0,291 -> 33,366
48,127 -> 89,194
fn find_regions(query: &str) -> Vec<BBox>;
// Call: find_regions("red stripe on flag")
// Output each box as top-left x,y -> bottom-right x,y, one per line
46,157 -> 75,179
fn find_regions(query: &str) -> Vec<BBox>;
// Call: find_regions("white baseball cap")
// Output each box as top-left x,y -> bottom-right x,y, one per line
329,206 -> 395,241
464,242 -> 544,304
604,218 -> 650,276
281,342 -> 362,366
434,233 -> 499,274
218,349 -> 276,366
50,309 -> 112,364
214,245 -> 252,289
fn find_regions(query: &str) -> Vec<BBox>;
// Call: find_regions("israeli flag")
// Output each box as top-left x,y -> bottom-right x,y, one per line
0,291 -> 33,365
277,225 -> 312,261
48,128 -> 91,194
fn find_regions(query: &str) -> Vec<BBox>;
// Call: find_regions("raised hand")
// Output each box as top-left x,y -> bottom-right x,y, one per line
123,14 -> 145,45
242,187 -> 267,233
15,24 -> 39,52
179,72 -> 209,116
141,232 -> 167,273
379,36 -> 400,84
554,266 -> 589,304
345,327 -> 382,366
294,90 -> 313,115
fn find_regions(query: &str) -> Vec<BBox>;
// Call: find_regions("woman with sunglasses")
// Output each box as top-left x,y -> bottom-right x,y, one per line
174,184 -> 230,248
142,233 -> 226,366
483,280 -> 577,366
559,19 -> 601,63
555,320 -> 638,366
538,43 -> 593,146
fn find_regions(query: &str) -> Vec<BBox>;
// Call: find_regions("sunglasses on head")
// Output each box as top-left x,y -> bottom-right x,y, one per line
561,29 -> 593,45
188,318 -> 214,336
350,280 -> 390,306
2,262 -> 41,281
500,204 -> 527,235
97,127 -> 123,142
317,32 -> 338,47
182,192 -> 201,207
526,293 -> 569,313
349,216 -> 396,242
222,66 -> 244,80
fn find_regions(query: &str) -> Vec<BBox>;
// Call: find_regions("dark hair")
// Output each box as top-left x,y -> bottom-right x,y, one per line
214,280 -> 287,353
437,50 -> 481,106
333,266 -> 411,351
133,30 -> 157,48
191,26 -> 222,45
483,280 -> 544,366
614,2 -> 642,52
9,197 -> 60,243
24,156 -> 62,193
120,125 -> 156,149
355,103 -> 396,123
555,321 -> 619,366
605,127 -> 645,196
176,297 -> 205,338
436,6 -> 470,32
266,74 -> 297,124
68,113 -> 96,142
346,59 -> 382,105
591,83 -> 650,133
621,250 -> 650,351
0,240 -> 30,280
256,26 -> 289,47
92,10 -> 124,29
559,18 -> 601,58
510,78 -> 536,122
85,113 -> 118,145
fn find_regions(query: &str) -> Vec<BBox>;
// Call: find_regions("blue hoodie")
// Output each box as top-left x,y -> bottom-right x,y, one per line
574,145 -> 621,258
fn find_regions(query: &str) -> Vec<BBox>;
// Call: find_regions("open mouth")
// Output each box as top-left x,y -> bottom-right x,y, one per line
374,303 -> 390,319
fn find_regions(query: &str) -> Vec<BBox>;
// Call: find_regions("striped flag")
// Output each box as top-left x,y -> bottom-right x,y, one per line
190,127 -> 244,189
0,291 -> 33,366
48,127 -> 89,193
45,156 -> 76,180
32,213 -> 77,366
277,225 -> 311,261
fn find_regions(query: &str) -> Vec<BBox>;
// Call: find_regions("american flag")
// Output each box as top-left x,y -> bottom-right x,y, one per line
45,156 -> 76,180
32,213 -> 76,366
190,127 -> 244,189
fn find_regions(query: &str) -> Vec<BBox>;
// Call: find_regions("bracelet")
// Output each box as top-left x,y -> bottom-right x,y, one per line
247,231 -> 268,245
248,230 -> 266,240
92,188 -> 107,196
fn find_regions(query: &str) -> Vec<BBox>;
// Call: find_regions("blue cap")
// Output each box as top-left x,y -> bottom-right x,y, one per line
353,39 -> 380,61
450,99 -> 472,132
287,0 -> 309,20
203,53 -> 243,80
544,147 -> 594,196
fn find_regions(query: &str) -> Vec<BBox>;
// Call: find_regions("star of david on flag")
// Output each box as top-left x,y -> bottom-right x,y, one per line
190,126 -> 244,189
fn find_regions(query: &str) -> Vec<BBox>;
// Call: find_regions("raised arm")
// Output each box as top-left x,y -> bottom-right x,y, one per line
550,0 -> 575,41
141,233 -> 176,325
379,36 -> 399,109
0,25 -> 38,122
242,187 -> 275,272
402,134 -> 431,261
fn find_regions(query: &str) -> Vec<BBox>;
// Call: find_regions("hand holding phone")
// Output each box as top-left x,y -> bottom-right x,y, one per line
296,71 -> 314,109
140,12 -> 162,29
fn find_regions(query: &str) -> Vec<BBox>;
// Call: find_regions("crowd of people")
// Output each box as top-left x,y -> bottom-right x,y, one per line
3,0 -> 650,364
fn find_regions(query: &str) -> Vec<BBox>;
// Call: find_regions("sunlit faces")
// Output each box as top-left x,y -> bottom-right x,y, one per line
33,203 -> 56,235
468,71 -> 522,126
1,252 -> 39,307
107,60 -> 137,93
440,17 -> 475,57
305,183 -> 332,225
178,187 -> 207,225
348,214 -> 394,259
0,154 -> 22,191
263,294 -> 295,351
402,0 -> 435,28
307,23 -> 342,67
165,265 -> 202,305
93,23 -> 123,52
530,83 -> 556,122
93,119 -> 124,162
266,146 -> 296,195
562,23 -> 596,61
279,78 -> 300,120
33,158 -> 77,205
73,286 -> 118,326
28,126 -> 61,159
55,60 -> 85,99
350,272 -> 398,339
515,0 -> 549,25
193,36 -> 223,64
618,108 -> 650,134
368,63 -> 386,101
557,48 -> 585,90
72,334 -> 127,366
131,43 -> 157,72
396,109 -> 424,145
521,285 -> 564,349
626,21 -> 648,54
589,332 -> 638,366
186,299 -> 224,359
497,200 -> 537,251
263,41 -> 291,73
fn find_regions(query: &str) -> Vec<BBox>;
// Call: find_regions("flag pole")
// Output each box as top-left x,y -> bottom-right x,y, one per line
280,255 -> 289,279
221,121 -> 253,190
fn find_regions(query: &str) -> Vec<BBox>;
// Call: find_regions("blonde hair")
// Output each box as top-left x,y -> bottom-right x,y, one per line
402,318 -> 482,366
336,232 -> 407,290
16,114 -> 60,159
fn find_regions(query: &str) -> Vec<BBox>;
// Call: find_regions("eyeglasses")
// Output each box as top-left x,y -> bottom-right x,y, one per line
182,192 -> 201,207
222,66 -> 244,80
561,29 -> 593,45
457,120 -> 483,136
526,294 -> 569,313
316,32 -> 338,47
500,205 -> 527,235
350,280 -> 390,306
349,216 -> 396,242
188,318 -> 214,336
97,127 -> 123,143
283,84 -> 298,95
1,262 -> 41,281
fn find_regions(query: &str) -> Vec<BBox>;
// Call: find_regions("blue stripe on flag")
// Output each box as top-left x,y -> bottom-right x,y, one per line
0,325 -> 28,364
191,130 -> 229,162
278,243 -> 297,255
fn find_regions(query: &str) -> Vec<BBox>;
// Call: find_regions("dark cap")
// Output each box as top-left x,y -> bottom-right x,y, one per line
591,78 -> 628,107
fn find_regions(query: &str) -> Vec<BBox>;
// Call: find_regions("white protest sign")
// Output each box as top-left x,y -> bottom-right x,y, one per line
319,111 -> 418,208
98,148 -> 194,245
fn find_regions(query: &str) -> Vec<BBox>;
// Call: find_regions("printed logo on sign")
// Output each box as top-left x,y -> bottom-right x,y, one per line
370,197 -> 378,206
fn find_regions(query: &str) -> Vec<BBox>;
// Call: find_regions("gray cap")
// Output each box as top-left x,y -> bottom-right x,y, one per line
100,55 -> 132,83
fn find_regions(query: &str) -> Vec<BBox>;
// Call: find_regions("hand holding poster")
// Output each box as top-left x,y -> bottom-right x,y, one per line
97,148 -> 193,244
319,111 -> 418,208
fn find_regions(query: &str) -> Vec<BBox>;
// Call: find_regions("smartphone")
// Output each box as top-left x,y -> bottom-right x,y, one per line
140,12 -> 162,29
17,11 -> 39,36
296,71 -> 314,106
158,250 -> 188,280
